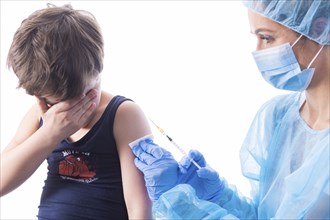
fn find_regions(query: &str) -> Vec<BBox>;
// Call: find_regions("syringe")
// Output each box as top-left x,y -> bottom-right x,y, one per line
149,119 -> 202,169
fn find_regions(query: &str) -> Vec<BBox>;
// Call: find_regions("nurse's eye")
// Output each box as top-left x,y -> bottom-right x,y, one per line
259,34 -> 274,44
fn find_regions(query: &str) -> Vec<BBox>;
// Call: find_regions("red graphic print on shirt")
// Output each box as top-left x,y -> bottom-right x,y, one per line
59,154 -> 96,180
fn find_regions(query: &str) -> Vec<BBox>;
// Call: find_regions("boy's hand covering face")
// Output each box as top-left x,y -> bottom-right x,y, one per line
36,89 -> 97,143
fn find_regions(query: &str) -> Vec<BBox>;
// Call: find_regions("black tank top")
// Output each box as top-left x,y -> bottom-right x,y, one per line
38,95 -> 131,220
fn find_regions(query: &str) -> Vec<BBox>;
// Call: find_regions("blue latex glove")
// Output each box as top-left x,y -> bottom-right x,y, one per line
132,137 -> 181,201
132,138 -> 224,203
179,150 -> 224,203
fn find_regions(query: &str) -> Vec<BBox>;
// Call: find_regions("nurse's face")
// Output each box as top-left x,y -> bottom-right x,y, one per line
248,10 -> 299,51
247,9 -> 324,71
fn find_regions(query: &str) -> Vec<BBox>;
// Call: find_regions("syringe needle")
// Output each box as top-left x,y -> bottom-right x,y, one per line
149,119 -> 201,169
168,138 -> 202,169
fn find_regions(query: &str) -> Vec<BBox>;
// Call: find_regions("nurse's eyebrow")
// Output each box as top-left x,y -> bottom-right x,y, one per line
252,28 -> 275,35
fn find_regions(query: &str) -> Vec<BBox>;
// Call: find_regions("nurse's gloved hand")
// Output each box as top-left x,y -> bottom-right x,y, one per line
131,138 -> 181,201
179,150 -> 224,203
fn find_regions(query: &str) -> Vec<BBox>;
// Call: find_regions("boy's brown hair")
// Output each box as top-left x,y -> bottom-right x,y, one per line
7,4 -> 104,101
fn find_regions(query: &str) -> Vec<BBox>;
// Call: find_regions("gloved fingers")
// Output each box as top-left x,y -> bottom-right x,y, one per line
179,157 -> 200,173
178,163 -> 188,174
131,144 -> 143,157
179,156 -> 191,170
188,150 -> 206,166
139,138 -> 165,159
131,145 -> 160,165
196,166 -> 219,180
179,149 -> 206,170
134,157 -> 150,171
131,143 -> 143,157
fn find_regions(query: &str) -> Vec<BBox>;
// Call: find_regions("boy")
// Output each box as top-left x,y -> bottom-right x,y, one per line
1,4 -> 152,219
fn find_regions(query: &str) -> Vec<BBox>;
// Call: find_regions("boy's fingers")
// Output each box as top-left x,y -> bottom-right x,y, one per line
53,89 -> 97,113
71,90 -> 97,116
78,102 -> 96,123
53,94 -> 85,112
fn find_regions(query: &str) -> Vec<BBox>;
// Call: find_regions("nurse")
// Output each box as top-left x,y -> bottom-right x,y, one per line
131,0 -> 329,219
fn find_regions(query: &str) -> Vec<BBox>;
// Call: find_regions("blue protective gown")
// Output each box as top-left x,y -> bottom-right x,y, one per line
153,92 -> 330,219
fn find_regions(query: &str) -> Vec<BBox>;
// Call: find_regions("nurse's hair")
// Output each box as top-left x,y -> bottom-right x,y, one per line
7,4 -> 104,101
243,0 -> 330,45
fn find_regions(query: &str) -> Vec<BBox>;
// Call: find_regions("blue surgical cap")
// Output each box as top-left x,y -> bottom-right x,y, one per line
243,0 -> 330,45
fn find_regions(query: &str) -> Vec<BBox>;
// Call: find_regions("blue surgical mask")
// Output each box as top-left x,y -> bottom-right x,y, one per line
252,35 -> 324,91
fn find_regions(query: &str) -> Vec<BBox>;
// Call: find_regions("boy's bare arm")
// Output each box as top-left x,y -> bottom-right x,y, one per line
114,101 -> 153,219
0,91 -> 97,196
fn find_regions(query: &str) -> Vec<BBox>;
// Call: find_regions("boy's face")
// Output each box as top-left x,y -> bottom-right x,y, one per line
41,76 -> 101,108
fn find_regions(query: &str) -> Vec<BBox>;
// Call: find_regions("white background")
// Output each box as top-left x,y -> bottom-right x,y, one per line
1,1 -> 286,219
